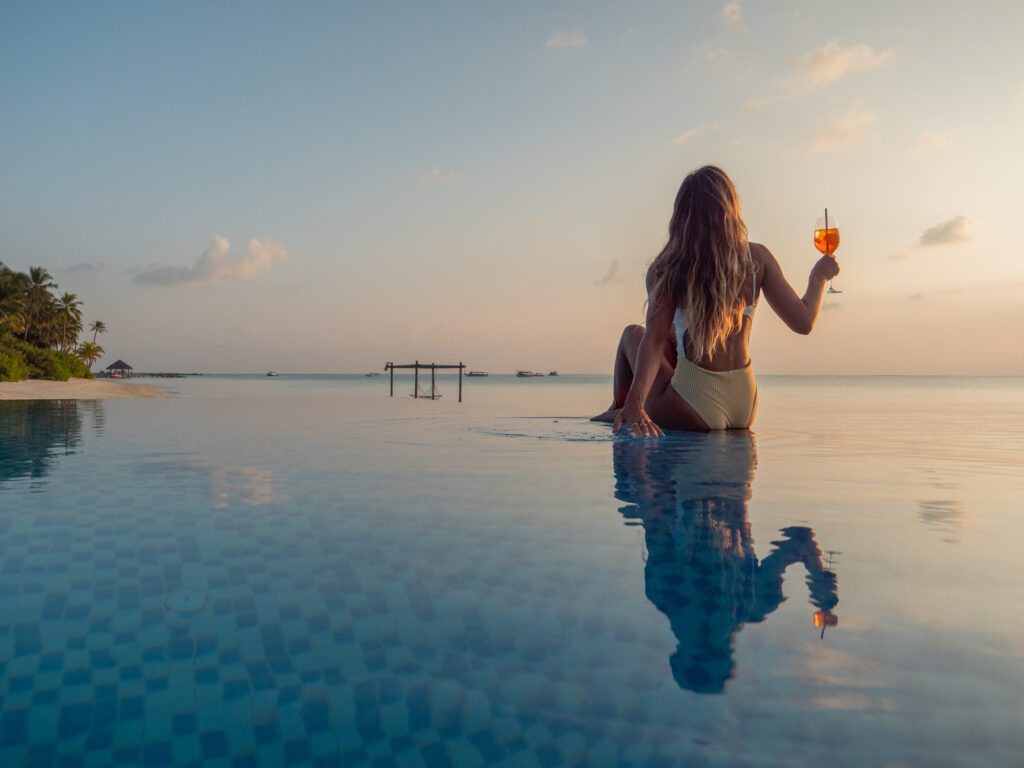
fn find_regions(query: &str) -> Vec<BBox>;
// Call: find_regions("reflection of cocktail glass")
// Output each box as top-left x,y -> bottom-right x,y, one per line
814,210 -> 841,294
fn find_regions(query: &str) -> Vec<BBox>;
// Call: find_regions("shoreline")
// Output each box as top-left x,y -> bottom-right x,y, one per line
0,378 -> 168,400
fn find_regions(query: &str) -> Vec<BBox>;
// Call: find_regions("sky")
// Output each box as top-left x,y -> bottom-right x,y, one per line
2,0 -> 1022,375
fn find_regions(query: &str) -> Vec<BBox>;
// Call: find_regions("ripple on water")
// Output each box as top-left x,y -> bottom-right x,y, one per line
472,417 -> 618,443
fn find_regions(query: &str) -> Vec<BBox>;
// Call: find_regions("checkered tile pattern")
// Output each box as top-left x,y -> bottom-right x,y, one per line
2,400 -> 710,767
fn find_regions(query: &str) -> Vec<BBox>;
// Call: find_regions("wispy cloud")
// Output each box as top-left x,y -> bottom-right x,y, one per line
752,39 -> 893,106
913,130 -> 951,152
705,47 -> 732,63
672,120 -> 719,145
411,167 -> 460,183
134,236 -> 289,286
594,260 -> 622,286
919,216 -> 975,247
813,108 -> 874,151
65,261 -> 104,273
546,30 -> 588,49
723,2 -> 743,25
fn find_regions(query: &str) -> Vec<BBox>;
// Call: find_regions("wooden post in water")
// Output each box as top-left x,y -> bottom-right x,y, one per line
383,361 -> 464,401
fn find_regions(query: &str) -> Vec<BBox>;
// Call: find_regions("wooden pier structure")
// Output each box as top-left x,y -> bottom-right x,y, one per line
385,361 -> 466,402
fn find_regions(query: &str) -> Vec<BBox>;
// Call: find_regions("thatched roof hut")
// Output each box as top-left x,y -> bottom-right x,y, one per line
105,360 -> 133,377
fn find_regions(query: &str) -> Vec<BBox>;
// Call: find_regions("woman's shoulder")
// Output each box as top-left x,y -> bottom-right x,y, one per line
749,241 -> 777,271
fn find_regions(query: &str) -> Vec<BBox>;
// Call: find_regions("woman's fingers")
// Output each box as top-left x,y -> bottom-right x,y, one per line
611,405 -> 663,438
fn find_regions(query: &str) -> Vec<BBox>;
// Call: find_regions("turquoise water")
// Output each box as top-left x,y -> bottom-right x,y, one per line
2,376 -> 1023,766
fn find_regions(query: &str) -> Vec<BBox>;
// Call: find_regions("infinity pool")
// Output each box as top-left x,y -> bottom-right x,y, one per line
2,377 -> 1023,766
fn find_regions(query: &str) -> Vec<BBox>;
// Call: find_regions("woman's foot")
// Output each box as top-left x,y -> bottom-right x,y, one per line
591,405 -> 622,423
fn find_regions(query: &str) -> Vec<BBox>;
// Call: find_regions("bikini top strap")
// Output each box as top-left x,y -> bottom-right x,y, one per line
748,243 -> 757,303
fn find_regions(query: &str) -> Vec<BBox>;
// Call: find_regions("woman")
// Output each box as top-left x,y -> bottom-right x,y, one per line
594,165 -> 840,434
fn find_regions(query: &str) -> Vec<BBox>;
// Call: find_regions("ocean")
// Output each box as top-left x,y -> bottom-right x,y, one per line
1,374 -> 1022,766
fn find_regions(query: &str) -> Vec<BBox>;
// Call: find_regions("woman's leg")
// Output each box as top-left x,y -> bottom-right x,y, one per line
592,325 -> 645,421
593,323 -> 709,431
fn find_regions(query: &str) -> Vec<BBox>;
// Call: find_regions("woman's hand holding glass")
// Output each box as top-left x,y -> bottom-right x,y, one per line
812,254 -> 841,283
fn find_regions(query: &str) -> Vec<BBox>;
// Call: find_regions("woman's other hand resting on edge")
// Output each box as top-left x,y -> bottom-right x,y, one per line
613,400 -> 664,437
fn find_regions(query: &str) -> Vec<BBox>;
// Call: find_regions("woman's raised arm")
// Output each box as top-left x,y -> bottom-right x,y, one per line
757,243 -> 840,335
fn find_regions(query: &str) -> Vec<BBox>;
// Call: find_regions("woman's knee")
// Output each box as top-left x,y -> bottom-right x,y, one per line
621,324 -> 644,345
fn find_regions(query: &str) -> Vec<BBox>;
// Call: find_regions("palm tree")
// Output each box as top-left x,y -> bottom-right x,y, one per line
89,320 -> 107,344
0,264 -> 28,332
22,266 -> 57,343
78,341 -> 104,369
56,292 -> 83,353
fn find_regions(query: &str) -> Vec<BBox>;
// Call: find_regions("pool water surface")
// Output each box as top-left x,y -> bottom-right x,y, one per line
1,377 -> 1023,766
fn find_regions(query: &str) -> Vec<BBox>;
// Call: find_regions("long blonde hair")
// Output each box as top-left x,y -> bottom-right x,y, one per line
650,165 -> 750,362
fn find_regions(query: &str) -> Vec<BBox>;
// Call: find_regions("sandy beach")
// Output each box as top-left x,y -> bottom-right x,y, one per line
0,377 -> 167,400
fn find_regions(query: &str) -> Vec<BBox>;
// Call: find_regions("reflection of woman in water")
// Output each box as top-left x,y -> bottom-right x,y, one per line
613,432 -> 838,693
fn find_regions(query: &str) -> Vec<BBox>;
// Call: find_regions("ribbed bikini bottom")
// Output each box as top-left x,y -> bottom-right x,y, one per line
670,357 -> 758,430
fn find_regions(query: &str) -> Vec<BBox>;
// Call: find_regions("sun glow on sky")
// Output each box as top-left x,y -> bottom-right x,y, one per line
2,1 -> 1022,374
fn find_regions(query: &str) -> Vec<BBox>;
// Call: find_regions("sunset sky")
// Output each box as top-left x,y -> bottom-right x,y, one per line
2,1 -> 1022,374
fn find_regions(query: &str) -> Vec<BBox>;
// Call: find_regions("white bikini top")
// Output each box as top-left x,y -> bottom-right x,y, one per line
673,245 -> 758,361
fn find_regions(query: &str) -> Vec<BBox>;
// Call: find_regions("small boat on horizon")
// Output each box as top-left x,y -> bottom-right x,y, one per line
365,372 -> 382,377
267,371 -> 280,377
467,371 -> 489,377
548,371 -> 559,376
517,371 -> 545,377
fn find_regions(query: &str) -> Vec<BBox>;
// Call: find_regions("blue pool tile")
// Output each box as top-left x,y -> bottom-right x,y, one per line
172,713 -> 196,736
33,688 -> 60,706
194,666 -> 219,684
165,637 -> 194,661
283,738 -> 311,762
417,741 -> 454,768
85,728 -> 114,749
0,708 -> 28,746
141,740 -> 172,764
300,696 -> 330,733
119,664 -> 142,681
93,697 -> 119,726
38,652 -> 63,672
252,719 -> 279,746
221,678 -> 250,701
119,695 -> 144,721
58,702 -> 92,739
95,683 -> 118,701
200,730 -> 230,759
62,668 -> 91,687
9,674 -> 33,693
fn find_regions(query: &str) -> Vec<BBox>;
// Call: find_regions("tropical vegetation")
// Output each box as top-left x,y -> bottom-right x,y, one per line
0,262 -> 105,382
